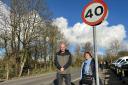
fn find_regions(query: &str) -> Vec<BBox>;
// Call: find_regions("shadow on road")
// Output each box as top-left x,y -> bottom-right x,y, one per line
99,78 -> 104,85
103,69 -> 124,85
0,80 -> 4,83
53,79 -> 75,85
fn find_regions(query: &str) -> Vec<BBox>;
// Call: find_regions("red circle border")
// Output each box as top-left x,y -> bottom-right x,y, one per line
81,1 -> 108,26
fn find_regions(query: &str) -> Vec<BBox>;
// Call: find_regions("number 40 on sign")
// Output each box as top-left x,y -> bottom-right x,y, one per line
81,1 -> 108,26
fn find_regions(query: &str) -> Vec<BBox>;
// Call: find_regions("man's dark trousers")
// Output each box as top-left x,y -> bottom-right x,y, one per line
57,73 -> 71,85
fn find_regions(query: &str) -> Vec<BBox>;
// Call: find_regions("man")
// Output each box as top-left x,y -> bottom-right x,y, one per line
54,42 -> 72,85
79,52 -> 96,85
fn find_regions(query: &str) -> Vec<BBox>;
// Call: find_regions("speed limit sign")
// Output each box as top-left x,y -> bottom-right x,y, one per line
81,1 -> 108,26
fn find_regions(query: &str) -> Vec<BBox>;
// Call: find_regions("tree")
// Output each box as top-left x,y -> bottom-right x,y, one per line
0,1 -> 12,79
10,0 -> 53,77
106,40 -> 120,63
118,51 -> 128,57
82,42 -> 93,53
0,0 -> 52,78
0,0 -> 63,79
74,44 -> 82,66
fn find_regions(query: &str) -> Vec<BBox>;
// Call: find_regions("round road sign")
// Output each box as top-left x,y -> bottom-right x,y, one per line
81,1 -> 108,26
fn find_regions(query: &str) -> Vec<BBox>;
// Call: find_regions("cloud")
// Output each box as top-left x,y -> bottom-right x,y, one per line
0,1 -> 10,32
0,1 -> 10,16
53,17 -> 127,49
0,1 -> 127,51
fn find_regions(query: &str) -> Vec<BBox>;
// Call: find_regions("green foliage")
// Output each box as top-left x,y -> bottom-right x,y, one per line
0,66 -> 6,79
74,56 -> 83,67
118,51 -> 128,57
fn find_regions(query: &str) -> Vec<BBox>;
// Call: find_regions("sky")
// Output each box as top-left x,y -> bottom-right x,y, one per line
46,0 -> 128,30
1,0 -> 128,54
46,0 -> 128,54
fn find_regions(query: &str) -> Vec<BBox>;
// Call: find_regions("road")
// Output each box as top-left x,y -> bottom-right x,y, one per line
1,68 -> 120,85
0,69 -> 80,85
99,69 -> 128,85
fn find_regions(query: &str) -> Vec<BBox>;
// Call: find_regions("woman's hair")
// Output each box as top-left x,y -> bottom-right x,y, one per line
84,51 -> 92,57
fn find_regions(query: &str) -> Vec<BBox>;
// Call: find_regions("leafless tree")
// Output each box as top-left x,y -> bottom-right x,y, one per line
82,42 -> 93,54
0,0 -> 62,79
106,40 -> 120,63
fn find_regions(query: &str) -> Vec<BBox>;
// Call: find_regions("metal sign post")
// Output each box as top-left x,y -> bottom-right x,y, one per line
81,0 -> 108,85
93,26 -> 99,85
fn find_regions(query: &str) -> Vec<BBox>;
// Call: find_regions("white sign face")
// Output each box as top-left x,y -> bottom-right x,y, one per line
84,3 -> 104,22
82,1 -> 108,26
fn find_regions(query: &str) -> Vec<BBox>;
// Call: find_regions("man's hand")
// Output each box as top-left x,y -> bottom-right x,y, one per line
60,67 -> 64,72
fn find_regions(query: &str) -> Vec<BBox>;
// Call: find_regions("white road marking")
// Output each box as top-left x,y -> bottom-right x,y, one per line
72,77 -> 80,82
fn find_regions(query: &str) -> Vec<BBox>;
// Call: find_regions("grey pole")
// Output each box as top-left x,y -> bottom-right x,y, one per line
93,26 -> 100,85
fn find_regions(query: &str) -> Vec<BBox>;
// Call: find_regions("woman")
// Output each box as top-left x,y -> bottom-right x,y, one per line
79,52 -> 96,85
